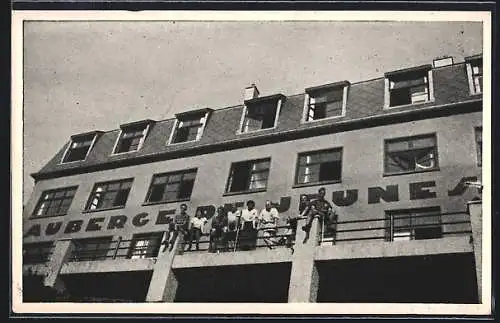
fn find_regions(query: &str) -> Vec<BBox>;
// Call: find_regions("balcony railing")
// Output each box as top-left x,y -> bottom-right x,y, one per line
319,211 -> 472,245
180,224 -> 296,254
68,237 -> 162,262
23,249 -> 54,265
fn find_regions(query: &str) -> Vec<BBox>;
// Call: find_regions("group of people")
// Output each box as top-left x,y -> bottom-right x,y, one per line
161,187 -> 337,254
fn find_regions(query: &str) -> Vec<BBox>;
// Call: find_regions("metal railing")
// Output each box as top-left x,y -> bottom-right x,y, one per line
180,224 -> 296,254
23,250 -> 54,265
319,211 -> 472,245
68,237 -> 163,262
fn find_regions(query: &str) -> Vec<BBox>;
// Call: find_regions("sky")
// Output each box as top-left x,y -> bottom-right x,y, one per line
22,19 -> 483,203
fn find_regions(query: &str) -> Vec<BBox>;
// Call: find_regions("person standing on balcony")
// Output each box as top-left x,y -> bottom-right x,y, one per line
168,203 -> 191,252
238,200 -> 259,251
284,194 -> 311,252
209,206 -> 228,253
259,200 -> 280,249
302,187 -> 335,243
186,209 -> 208,251
226,203 -> 241,250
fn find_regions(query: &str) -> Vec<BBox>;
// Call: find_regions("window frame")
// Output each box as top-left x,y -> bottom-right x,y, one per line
384,66 -> 435,109
385,206 -> 442,242
302,82 -> 349,123
383,133 -> 440,176
31,185 -> 78,219
466,56 -> 483,96
224,157 -> 272,196
127,231 -> 165,259
167,109 -> 211,145
60,132 -> 100,164
143,168 -> 198,205
111,120 -> 153,155
237,95 -> 284,134
293,147 -> 343,188
84,178 -> 134,212
475,126 -> 482,167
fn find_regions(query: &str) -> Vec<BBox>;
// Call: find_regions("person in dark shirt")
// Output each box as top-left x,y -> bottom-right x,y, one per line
209,206 -> 228,253
302,187 -> 335,242
168,203 -> 191,251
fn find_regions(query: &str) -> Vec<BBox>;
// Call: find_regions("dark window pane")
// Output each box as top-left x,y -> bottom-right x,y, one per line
178,179 -> 195,199
390,87 -> 412,106
229,163 -> 251,192
114,189 -> 130,207
148,185 -> 165,203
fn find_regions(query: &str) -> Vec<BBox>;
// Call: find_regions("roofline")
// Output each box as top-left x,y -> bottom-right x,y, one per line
384,64 -> 433,78
31,98 -> 482,182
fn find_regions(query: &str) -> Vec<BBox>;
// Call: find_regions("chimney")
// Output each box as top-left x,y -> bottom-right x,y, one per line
244,83 -> 260,101
433,56 -> 454,68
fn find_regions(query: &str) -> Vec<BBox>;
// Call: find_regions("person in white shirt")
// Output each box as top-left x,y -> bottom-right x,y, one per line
237,200 -> 259,251
185,209 -> 207,251
225,203 -> 241,250
259,200 -> 280,249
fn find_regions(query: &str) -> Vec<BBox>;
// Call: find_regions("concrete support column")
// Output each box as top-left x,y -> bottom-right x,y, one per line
43,239 -> 74,288
288,216 -> 320,302
146,232 -> 184,302
467,200 -> 482,302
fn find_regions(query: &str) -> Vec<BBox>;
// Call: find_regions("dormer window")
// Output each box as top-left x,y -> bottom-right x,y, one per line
304,81 -> 349,122
61,131 -> 100,163
466,55 -> 483,95
239,94 -> 284,133
384,65 -> 434,108
113,120 -> 153,154
169,109 -> 211,144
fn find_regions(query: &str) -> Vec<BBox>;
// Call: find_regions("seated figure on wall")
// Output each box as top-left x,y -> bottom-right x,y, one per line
302,187 -> 337,243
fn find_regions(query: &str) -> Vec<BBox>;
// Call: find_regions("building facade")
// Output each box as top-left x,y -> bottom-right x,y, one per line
22,54 -> 484,303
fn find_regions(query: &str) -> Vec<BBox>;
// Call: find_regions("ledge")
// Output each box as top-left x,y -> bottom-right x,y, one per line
292,180 -> 342,189
222,188 -> 267,197
382,168 -> 440,177
81,205 -> 126,214
142,198 -> 191,207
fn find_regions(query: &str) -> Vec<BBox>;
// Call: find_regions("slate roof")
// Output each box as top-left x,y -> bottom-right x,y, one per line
33,57 -> 483,180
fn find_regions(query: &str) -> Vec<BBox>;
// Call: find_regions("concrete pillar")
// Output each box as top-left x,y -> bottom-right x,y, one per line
288,216 -> 320,302
146,232 -> 184,302
43,239 -> 74,288
467,200 -> 482,303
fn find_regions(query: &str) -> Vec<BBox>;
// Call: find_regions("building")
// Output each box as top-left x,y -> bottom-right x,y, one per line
22,53 -> 484,303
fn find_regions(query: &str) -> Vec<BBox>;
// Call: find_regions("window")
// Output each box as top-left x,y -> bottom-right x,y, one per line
385,66 -> 433,107
384,134 -> 438,175
113,121 -> 152,154
70,237 -> 113,262
240,95 -> 283,133
304,82 -> 348,121
127,232 -> 164,259
145,169 -> 197,203
23,242 -> 54,264
170,110 -> 210,144
85,179 -> 133,211
385,207 -> 442,242
226,158 -> 271,193
467,57 -> 483,95
62,133 -> 99,163
295,148 -> 342,185
475,127 -> 482,166
32,186 -> 77,218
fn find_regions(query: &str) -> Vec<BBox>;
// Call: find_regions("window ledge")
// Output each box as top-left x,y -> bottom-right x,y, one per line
58,159 -> 87,165
292,180 -> 342,189
142,198 -> 191,207
384,99 -> 435,110
469,92 -> 482,97
110,149 -> 141,157
223,188 -> 267,197
29,213 -> 67,220
300,115 -> 345,125
167,139 -> 200,147
383,168 -> 440,177
82,206 -> 126,214
236,127 -> 277,136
